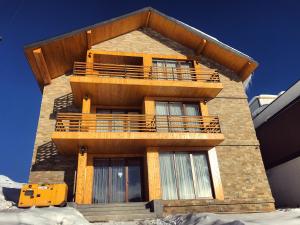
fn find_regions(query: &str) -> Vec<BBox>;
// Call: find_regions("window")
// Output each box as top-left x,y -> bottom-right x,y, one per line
155,102 -> 201,132
96,109 -> 140,132
152,59 -> 193,80
159,152 -> 213,200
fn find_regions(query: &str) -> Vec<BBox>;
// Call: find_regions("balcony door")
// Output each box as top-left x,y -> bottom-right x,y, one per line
96,109 -> 139,132
92,158 -> 143,204
152,59 -> 193,80
155,102 -> 201,132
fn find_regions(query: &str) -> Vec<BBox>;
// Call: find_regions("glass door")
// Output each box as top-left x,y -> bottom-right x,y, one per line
92,158 -> 143,203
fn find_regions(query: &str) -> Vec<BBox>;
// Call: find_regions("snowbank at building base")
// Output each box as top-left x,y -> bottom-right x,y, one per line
0,175 -> 23,210
0,207 -> 90,225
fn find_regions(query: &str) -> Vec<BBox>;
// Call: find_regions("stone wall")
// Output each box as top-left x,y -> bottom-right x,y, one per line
29,75 -> 79,201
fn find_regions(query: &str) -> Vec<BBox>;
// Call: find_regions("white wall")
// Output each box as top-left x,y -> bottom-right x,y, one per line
267,156 -> 300,207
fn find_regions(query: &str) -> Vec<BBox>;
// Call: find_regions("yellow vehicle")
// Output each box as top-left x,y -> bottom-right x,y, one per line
18,183 -> 68,208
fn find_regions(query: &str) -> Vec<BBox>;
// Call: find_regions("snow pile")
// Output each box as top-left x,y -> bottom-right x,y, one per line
139,209 -> 300,225
0,175 -> 23,210
0,207 -> 90,225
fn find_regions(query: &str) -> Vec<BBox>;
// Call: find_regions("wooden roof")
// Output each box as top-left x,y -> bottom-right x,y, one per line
24,7 -> 258,89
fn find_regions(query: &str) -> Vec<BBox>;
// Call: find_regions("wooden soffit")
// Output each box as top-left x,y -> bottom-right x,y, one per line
24,7 -> 258,89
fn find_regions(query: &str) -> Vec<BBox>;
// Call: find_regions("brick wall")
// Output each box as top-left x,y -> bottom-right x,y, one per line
30,27 -> 274,210
29,75 -> 79,201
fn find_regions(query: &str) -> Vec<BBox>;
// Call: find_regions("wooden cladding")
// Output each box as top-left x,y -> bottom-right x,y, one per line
55,113 -> 222,134
73,61 -> 220,82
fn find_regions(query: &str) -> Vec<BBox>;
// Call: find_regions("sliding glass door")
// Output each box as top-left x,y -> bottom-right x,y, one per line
92,158 -> 143,204
155,102 -> 200,132
159,152 -> 213,200
152,59 -> 193,80
96,109 -> 140,132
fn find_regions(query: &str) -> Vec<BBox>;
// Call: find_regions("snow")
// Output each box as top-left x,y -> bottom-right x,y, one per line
94,210 -> 300,225
1,175 -> 300,225
0,175 -> 23,210
0,207 -> 90,225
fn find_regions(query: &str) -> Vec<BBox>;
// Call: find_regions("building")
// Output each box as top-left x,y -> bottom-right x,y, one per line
250,80 -> 300,208
24,7 -> 274,214
249,94 -> 279,118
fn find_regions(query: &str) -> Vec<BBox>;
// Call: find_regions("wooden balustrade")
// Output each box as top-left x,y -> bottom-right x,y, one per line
73,62 -> 220,82
55,113 -> 222,133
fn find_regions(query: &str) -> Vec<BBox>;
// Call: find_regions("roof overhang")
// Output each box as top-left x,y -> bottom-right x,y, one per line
24,7 -> 258,89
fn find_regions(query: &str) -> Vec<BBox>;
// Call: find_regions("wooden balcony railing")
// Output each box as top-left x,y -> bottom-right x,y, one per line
73,62 -> 220,82
55,113 -> 222,133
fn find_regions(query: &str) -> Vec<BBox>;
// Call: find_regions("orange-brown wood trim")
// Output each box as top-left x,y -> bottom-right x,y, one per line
33,48 -> 51,85
195,39 -> 207,55
86,30 -> 92,50
88,49 -> 199,61
75,150 -> 87,204
146,147 -> 162,200
208,148 -> 224,200
200,101 -> 209,116
145,11 -> 151,27
145,96 -> 206,103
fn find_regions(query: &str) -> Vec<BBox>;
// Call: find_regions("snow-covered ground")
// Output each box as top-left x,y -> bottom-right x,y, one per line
1,175 -> 300,225
95,210 -> 300,225
0,175 -> 23,210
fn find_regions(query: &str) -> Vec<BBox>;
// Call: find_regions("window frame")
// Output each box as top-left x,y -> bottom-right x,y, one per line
159,151 -> 214,200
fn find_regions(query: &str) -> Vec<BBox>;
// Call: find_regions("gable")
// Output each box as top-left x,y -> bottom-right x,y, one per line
24,7 -> 258,89
92,28 -> 194,57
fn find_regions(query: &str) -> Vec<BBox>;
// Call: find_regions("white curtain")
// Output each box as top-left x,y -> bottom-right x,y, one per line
180,62 -> 192,80
165,61 -> 177,80
155,102 -> 169,132
111,159 -> 126,202
193,154 -> 213,198
159,153 -> 178,200
96,109 -> 110,132
169,102 -> 184,132
159,152 -> 213,200
185,104 -> 200,132
93,159 -> 109,203
175,153 -> 195,199
112,110 -> 125,132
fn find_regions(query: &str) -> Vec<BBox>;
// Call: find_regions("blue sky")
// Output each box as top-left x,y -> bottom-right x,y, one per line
0,0 -> 299,182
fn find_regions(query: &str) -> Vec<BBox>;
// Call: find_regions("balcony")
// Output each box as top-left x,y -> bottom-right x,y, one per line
52,113 -> 224,154
70,62 -> 223,106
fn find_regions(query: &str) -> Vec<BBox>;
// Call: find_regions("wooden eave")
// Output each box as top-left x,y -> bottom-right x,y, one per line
24,7 -> 258,90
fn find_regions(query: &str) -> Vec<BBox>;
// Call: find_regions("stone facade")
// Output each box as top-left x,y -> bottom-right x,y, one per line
29,27 -> 274,211
29,75 -> 79,201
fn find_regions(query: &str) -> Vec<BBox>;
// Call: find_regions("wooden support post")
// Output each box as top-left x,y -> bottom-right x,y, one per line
83,154 -> 94,204
33,48 -> 51,85
86,30 -> 92,50
143,97 -> 155,131
75,148 -> 87,204
200,101 -> 209,116
146,147 -> 162,200
208,148 -> 224,200
143,55 -> 152,79
193,60 -> 202,81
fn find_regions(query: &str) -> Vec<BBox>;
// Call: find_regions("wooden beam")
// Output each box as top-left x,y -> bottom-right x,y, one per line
195,39 -> 207,55
146,11 -> 151,27
86,30 -> 92,50
239,61 -> 253,81
33,48 -> 51,85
